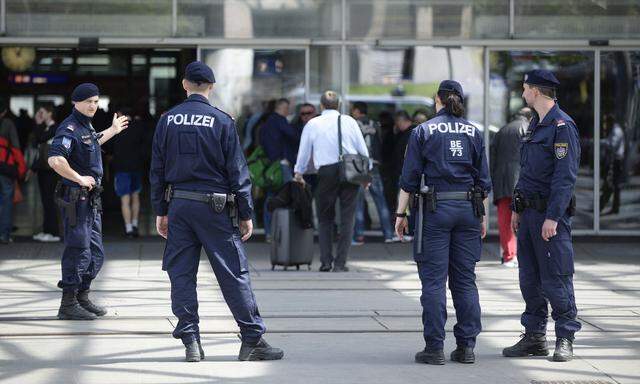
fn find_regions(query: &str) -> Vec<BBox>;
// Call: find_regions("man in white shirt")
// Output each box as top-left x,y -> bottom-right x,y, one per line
294,91 -> 369,272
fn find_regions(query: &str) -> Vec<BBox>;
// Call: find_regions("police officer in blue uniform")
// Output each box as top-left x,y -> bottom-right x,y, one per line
150,61 -> 284,363
503,69 -> 581,362
48,83 -> 129,320
395,80 -> 491,365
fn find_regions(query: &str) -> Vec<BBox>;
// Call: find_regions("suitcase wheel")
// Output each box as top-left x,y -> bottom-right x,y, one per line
271,265 -> 275,271
308,264 -> 312,271
296,265 -> 300,271
284,266 -> 288,271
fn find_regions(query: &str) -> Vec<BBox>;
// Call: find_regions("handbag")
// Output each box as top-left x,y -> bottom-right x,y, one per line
337,115 -> 372,185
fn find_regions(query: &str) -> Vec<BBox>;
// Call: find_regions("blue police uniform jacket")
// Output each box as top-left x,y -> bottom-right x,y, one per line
259,113 -> 298,164
150,94 -> 253,220
400,109 -> 491,194
48,108 -> 103,186
515,103 -> 580,221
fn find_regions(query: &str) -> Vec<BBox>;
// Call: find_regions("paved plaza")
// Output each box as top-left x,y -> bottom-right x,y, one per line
0,238 -> 638,383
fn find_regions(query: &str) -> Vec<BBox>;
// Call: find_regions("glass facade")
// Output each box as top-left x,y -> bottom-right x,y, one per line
1,0 -> 639,234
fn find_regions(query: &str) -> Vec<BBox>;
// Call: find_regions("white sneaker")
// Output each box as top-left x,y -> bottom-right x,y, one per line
503,259 -> 518,268
384,236 -> 401,243
38,233 -> 61,243
402,235 -> 414,242
32,232 -> 46,241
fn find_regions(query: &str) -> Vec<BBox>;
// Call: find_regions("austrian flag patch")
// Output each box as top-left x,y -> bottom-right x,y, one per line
555,142 -> 568,159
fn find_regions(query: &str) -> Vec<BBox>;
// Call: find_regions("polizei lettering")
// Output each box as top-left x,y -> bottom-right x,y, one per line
167,114 -> 215,128
427,122 -> 476,137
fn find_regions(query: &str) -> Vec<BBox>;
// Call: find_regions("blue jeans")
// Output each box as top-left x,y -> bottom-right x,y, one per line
0,175 -> 15,240
353,170 -> 394,240
263,163 -> 293,236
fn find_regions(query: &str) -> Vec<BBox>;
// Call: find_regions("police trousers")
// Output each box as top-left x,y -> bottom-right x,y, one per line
163,198 -> 266,345
517,208 -> 581,340
417,200 -> 482,350
60,189 -> 104,291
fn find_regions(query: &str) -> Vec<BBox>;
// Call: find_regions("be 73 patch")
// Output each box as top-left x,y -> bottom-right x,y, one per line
554,143 -> 568,159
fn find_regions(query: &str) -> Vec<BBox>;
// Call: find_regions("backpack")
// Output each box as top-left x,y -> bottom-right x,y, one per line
246,146 -> 283,191
0,136 -> 26,180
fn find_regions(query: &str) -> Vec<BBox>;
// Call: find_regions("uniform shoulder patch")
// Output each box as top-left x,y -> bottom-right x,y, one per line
554,142 -> 568,159
66,124 -> 75,131
556,119 -> 566,127
62,136 -> 72,149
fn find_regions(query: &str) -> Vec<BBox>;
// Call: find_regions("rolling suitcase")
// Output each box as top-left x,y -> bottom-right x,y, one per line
270,208 -> 314,270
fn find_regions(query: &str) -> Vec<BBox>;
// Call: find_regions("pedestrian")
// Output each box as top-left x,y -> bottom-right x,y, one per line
490,107 -> 532,267
395,80 -> 491,365
30,102 -> 61,242
293,91 -> 369,272
502,69 -> 581,362
600,114 -> 625,215
110,107 -> 147,238
350,101 -> 398,245
392,110 -> 417,240
150,61 -> 283,362
48,83 -> 129,320
293,103 -> 318,190
0,97 -> 24,244
258,98 -> 297,239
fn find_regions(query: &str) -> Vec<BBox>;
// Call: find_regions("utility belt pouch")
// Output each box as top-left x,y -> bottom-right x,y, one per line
471,186 -> 486,217
513,190 -> 525,213
424,190 -> 436,212
164,184 -> 173,202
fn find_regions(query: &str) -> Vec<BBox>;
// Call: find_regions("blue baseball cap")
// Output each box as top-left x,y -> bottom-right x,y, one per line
438,80 -> 464,98
524,69 -> 560,89
184,61 -> 215,84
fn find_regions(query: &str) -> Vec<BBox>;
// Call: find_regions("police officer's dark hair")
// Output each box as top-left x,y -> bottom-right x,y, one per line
320,91 -> 340,110
352,101 -> 368,115
394,110 -> 411,122
299,102 -> 315,111
437,90 -> 465,118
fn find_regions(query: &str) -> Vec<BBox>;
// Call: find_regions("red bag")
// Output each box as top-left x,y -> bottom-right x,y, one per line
0,136 -> 27,180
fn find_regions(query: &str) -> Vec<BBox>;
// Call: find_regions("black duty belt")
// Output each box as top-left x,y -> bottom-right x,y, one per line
436,191 -> 471,201
170,189 -> 236,213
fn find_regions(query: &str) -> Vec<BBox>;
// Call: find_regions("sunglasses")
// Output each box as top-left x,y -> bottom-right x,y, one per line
300,111 -> 314,116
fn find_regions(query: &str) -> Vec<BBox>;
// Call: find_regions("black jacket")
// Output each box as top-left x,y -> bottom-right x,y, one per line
267,181 -> 313,229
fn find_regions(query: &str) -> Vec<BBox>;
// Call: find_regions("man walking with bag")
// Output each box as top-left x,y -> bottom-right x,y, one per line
293,91 -> 369,272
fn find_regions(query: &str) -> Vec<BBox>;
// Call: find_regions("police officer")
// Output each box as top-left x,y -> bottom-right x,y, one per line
503,69 -> 581,362
150,61 -> 284,363
48,83 -> 129,320
395,80 -> 491,365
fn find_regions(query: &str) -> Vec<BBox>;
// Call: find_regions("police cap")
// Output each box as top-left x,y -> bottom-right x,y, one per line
184,61 -> 216,84
71,83 -> 99,102
438,80 -> 464,98
523,69 -> 560,89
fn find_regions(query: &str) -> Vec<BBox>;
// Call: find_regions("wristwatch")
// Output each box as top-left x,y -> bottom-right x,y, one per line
395,212 -> 407,218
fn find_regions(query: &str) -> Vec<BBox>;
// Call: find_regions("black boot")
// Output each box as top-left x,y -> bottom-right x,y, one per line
57,290 -> 97,320
238,338 -> 284,361
553,338 -> 573,362
502,333 -> 549,357
77,289 -> 107,316
415,347 -> 445,365
185,340 -> 201,362
198,341 -> 205,360
450,346 -> 475,363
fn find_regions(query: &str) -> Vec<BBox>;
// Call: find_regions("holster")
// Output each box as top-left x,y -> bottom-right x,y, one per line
470,185 -> 486,218
54,182 -> 79,227
513,190 -> 526,214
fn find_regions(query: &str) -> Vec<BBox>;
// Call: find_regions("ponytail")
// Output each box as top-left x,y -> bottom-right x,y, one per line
438,91 -> 465,118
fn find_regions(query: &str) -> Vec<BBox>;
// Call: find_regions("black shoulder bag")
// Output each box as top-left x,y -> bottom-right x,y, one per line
337,115 -> 372,185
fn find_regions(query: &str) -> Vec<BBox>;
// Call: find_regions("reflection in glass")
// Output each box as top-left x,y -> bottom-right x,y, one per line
347,0 -> 509,39
599,51 -> 640,230
178,0 -> 340,38
515,0 -> 640,39
488,51 -> 595,230
6,0 -> 173,37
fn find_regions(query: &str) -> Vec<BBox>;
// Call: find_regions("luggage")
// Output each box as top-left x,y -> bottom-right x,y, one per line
270,208 -> 313,270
